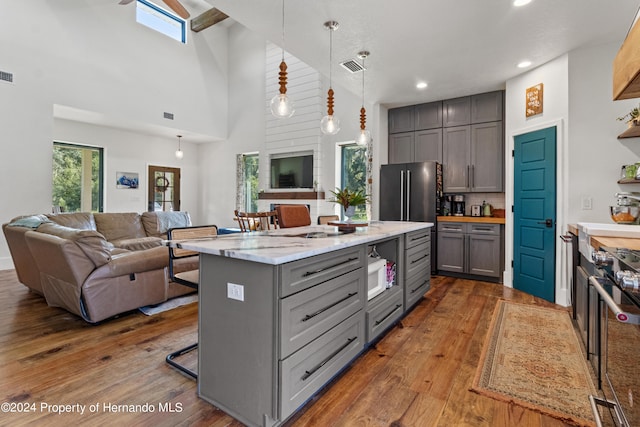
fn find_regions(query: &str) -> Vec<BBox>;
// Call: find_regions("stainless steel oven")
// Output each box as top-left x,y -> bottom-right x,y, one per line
589,247 -> 640,427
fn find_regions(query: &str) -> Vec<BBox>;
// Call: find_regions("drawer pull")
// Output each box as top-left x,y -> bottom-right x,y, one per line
410,233 -> 428,242
442,227 -> 461,231
410,280 -> 429,294
301,292 -> 358,322
410,254 -> 429,264
302,257 -> 359,277
301,336 -> 357,381
375,304 -> 402,325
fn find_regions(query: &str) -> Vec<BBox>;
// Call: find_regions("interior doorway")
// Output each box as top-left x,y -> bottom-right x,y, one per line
148,165 -> 181,212
512,127 -> 557,302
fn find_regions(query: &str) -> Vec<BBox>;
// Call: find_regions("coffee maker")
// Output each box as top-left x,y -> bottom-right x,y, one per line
452,195 -> 465,216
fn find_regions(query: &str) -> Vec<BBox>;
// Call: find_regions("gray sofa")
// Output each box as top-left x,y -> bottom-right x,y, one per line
2,211 -> 198,323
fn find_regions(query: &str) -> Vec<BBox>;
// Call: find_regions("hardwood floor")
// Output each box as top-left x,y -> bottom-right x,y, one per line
0,270 -> 577,426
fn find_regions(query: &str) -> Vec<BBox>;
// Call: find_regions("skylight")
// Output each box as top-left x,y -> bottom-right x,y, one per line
136,0 -> 186,43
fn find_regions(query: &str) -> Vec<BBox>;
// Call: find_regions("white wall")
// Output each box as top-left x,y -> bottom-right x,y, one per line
0,0 -> 228,269
504,40 -> 640,305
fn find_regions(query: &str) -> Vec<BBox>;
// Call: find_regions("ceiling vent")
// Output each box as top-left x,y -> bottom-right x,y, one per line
0,70 -> 13,83
339,59 -> 365,73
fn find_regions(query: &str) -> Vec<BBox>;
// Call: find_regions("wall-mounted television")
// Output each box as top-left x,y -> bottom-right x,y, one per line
270,153 -> 313,189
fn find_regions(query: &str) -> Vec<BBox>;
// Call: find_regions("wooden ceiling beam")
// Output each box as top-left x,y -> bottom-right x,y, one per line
191,8 -> 229,33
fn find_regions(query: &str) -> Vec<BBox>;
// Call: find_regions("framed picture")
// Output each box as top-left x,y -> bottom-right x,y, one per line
116,171 -> 139,189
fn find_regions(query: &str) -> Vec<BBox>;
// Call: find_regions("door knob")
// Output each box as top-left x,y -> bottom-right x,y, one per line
537,218 -> 553,228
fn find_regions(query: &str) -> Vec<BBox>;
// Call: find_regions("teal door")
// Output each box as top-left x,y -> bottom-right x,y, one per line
513,127 -> 556,302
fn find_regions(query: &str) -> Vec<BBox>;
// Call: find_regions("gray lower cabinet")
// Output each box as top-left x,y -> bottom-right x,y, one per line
404,229 -> 431,308
365,285 -> 403,343
437,222 -> 503,279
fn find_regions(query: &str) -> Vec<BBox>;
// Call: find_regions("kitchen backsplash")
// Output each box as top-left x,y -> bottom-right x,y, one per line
443,193 -> 506,216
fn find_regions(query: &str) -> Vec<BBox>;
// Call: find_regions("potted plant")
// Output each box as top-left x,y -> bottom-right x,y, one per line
617,105 -> 640,127
329,187 -> 369,221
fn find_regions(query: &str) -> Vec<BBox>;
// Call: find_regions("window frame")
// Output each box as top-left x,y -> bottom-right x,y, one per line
52,142 -> 104,213
136,0 -> 187,44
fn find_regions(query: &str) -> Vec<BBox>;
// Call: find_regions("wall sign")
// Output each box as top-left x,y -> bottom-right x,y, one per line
526,83 -> 543,117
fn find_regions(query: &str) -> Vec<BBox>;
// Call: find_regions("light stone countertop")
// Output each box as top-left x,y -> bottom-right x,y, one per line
172,221 -> 433,265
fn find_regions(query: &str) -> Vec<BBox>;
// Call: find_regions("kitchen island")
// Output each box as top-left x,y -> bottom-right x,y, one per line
175,221 -> 433,427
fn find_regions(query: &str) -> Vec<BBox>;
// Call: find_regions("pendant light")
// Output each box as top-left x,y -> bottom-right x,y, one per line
175,135 -> 184,159
355,51 -> 371,146
270,0 -> 295,119
320,21 -> 340,135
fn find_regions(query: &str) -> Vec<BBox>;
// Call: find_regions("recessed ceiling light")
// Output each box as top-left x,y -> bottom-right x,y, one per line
416,82 -> 428,89
517,60 -> 532,68
513,0 -> 532,6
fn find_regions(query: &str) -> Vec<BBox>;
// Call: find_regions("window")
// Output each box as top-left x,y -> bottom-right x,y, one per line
242,153 -> 259,212
52,142 -> 104,212
136,0 -> 186,43
340,144 -> 367,220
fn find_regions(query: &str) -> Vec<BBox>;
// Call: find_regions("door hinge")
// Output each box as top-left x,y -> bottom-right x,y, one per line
511,205 -> 514,212
512,149 -> 515,157
511,260 -> 514,268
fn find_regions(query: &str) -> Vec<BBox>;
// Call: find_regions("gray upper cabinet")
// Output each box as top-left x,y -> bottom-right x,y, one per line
471,91 -> 503,124
471,122 -> 504,192
415,129 -> 443,163
414,101 -> 442,130
443,97 -> 471,127
389,129 -> 442,164
443,126 -> 471,192
389,106 -> 414,134
389,132 -> 415,164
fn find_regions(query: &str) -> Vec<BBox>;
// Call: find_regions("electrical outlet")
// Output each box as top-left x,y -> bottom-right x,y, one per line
581,197 -> 592,210
227,283 -> 244,301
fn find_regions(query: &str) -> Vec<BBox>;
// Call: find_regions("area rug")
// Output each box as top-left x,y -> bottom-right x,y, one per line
471,300 -> 597,427
138,294 -> 197,316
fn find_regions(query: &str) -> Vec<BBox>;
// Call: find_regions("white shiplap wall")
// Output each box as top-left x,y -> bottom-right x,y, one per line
261,43 -> 325,218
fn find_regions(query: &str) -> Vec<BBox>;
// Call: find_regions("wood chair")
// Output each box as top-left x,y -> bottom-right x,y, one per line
234,210 -> 279,232
276,205 -> 312,228
165,224 -> 218,380
317,214 -> 340,225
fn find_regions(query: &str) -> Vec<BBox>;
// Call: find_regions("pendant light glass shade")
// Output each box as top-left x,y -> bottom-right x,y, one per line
320,21 -> 340,135
355,51 -> 371,146
270,0 -> 295,119
175,135 -> 184,159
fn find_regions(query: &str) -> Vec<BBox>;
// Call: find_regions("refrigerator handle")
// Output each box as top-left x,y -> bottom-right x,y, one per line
406,170 -> 411,221
400,170 -> 405,221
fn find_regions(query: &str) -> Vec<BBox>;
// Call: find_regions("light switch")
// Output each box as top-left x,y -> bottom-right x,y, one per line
227,283 -> 244,301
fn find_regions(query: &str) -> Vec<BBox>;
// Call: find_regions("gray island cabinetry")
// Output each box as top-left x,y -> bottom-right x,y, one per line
176,222 -> 432,427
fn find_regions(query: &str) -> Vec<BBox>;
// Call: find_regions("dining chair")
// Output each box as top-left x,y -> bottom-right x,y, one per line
166,224 -> 218,380
234,210 -> 279,232
276,205 -> 312,228
317,214 -> 340,225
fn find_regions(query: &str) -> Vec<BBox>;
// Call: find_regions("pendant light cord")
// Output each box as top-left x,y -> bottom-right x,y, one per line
280,0 -> 285,61
361,55 -> 365,108
329,26 -> 333,88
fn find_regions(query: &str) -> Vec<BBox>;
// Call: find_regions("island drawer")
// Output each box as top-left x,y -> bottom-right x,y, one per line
405,241 -> 430,280
366,286 -> 403,343
405,269 -> 430,309
279,312 -> 364,419
280,246 -> 365,298
405,228 -> 430,249
280,268 -> 365,358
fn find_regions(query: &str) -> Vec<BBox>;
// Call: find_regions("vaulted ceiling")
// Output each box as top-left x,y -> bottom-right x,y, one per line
202,0 -> 639,107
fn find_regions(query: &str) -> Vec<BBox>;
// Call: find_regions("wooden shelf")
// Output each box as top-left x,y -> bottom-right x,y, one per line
617,125 -> 640,139
618,178 -> 640,184
258,191 -> 325,200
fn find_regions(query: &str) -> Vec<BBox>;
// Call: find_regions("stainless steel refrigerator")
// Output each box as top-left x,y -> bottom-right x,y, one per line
379,161 -> 442,273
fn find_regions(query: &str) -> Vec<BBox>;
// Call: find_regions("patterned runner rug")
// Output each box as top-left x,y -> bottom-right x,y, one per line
471,300 -> 597,426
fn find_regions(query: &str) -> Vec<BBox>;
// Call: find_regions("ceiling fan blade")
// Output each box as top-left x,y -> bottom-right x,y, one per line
162,0 -> 190,19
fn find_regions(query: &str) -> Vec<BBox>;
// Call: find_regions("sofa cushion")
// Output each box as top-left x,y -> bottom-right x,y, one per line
111,236 -> 163,251
94,212 -> 146,242
37,222 -> 113,267
46,212 -> 96,230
